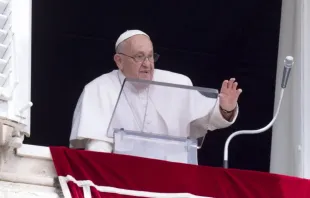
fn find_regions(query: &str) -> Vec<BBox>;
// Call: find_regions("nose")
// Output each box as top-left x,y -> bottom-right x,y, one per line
142,57 -> 152,67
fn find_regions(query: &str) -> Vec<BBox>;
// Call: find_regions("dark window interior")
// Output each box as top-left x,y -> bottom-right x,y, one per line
28,0 -> 282,172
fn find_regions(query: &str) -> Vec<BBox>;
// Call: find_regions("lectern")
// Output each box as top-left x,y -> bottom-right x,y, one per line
107,78 -> 219,165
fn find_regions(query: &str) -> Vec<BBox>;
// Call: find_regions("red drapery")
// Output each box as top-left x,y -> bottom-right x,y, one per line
50,146 -> 310,198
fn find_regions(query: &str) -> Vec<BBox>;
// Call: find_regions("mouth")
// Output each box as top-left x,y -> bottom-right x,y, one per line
139,71 -> 150,74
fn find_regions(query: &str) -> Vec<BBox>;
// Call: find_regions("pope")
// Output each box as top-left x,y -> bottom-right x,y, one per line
69,30 -> 242,153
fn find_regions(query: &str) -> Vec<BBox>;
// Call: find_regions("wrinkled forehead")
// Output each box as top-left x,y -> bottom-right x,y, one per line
125,35 -> 153,54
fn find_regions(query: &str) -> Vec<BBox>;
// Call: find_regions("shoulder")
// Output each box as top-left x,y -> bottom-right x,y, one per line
154,69 -> 193,86
84,70 -> 118,90
74,70 -> 119,101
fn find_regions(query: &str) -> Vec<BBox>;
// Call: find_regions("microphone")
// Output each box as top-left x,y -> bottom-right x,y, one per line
223,56 -> 294,169
281,56 -> 294,88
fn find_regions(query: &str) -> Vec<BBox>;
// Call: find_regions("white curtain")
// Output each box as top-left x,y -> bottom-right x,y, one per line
270,0 -> 310,179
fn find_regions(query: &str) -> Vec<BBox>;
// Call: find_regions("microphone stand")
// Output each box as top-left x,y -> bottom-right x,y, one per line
223,56 -> 293,168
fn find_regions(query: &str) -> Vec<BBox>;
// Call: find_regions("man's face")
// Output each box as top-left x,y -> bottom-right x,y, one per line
114,35 -> 155,81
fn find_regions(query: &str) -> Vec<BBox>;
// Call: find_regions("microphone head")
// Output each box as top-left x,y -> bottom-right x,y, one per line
285,56 -> 294,67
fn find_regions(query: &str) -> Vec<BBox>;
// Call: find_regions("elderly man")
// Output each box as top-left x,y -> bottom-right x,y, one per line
69,30 -> 242,153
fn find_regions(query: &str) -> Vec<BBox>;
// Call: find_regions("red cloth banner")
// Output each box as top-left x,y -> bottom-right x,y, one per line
50,146 -> 310,198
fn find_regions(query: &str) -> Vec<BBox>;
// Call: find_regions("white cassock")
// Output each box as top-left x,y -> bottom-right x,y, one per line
69,69 -> 238,153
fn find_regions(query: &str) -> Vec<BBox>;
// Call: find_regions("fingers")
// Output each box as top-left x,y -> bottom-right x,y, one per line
221,80 -> 229,91
236,88 -> 243,96
223,78 -> 237,89
232,82 -> 238,90
221,78 -> 242,93
227,78 -> 235,89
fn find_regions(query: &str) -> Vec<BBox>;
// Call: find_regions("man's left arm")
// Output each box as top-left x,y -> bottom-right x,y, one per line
218,77 -> 242,120
208,77 -> 242,129
188,77 -> 241,138
204,99 -> 239,131
220,105 -> 237,122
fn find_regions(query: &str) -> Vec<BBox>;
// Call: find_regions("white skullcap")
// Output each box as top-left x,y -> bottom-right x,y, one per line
115,30 -> 149,50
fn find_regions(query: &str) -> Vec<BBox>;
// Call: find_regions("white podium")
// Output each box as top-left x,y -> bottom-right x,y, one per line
113,128 -> 199,164
107,78 -> 219,165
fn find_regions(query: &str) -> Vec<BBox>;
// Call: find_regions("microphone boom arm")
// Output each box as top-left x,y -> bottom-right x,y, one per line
223,88 -> 285,168
223,56 -> 292,168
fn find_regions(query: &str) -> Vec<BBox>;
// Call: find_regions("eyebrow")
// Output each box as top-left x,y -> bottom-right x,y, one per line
135,51 -> 154,55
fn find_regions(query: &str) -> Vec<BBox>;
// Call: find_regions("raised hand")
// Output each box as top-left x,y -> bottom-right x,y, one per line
219,78 -> 242,111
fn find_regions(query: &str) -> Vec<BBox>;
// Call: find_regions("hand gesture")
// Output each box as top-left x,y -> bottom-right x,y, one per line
219,78 -> 242,111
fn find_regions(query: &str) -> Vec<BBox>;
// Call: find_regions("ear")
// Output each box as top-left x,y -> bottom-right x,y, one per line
114,54 -> 123,70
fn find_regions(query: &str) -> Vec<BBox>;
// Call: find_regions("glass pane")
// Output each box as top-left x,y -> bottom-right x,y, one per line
107,78 -> 219,148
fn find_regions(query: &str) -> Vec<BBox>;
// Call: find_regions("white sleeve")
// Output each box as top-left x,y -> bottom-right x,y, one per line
207,100 -> 239,130
69,81 -> 114,149
186,77 -> 239,138
85,139 -> 113,153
